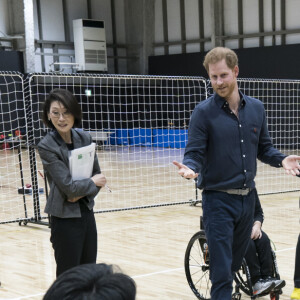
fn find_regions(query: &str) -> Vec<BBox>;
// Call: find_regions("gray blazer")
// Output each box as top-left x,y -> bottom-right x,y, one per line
38,128 -> 101,218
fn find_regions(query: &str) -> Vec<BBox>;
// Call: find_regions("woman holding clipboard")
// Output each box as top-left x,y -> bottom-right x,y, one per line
38,88 -> 106,277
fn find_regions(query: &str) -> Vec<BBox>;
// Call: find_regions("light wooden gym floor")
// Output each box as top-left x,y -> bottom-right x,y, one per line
0,191 -> 298,300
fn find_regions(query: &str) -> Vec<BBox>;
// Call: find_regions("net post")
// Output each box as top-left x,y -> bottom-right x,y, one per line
24,74 -> 47,225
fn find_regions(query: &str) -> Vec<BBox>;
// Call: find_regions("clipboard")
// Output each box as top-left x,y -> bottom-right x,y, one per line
69,143 -> 95,180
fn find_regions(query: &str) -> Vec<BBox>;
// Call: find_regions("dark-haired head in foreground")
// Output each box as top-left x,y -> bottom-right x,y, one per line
43,263 -> 136,300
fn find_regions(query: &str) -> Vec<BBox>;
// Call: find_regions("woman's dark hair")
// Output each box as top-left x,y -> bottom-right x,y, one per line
43,263 -> 136,300
42,88 -> 82,129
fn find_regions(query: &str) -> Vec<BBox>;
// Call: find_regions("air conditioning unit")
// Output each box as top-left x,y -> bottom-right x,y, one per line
73,19 -> 107,72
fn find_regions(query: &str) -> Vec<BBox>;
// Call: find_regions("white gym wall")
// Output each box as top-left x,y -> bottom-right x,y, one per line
1,0 -> 300,73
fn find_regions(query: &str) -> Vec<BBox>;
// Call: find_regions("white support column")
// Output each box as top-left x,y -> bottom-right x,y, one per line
124,0 -> 155,75
23,0 -> 35,73
142,0 -> 155,74
210,0 -> 224,48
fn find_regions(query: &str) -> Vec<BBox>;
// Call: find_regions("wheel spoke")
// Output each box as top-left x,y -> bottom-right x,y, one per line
185,232 -> 211,300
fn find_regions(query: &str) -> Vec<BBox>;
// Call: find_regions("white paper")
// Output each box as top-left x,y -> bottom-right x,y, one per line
69,143 -> 95,180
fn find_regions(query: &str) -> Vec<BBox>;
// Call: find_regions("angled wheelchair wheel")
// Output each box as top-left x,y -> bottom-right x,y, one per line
270,249 -> 281,300
184,230 -> 211,300
270,291 -> 280,300
234,251 -> 282,300
234,258 -> 253,296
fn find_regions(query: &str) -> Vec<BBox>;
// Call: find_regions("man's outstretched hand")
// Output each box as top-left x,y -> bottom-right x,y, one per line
282,155 -> 300,176
173,161 -> 198,179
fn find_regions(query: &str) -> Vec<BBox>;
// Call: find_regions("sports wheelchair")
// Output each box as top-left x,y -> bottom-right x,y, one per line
184,218 -> 284,300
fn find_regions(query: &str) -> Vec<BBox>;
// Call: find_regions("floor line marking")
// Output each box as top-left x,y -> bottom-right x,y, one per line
132,267 -> 183,279
5,247 -> 296,299
7,293 -> 44,300
275,247 -> 296,253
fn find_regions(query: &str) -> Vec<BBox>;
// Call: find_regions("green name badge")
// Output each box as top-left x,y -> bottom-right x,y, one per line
78,154 -> 82,159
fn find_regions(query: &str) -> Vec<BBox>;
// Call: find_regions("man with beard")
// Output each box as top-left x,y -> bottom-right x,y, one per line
173,47 -> 300,300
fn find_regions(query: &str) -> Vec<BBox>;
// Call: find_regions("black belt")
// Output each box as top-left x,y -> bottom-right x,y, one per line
216,188 -> 253,196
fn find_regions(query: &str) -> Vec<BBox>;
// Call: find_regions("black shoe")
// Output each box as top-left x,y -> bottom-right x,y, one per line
252,279 -> 275,296
264,276 -> 286,291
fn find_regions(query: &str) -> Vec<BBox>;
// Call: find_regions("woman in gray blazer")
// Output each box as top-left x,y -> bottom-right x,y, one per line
38,88 -> 106,277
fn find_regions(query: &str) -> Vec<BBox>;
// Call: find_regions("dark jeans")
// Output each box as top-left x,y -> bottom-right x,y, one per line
50,202 -> 97,277
202,189 -> 255,300
244,231 -> 273,284
295,234 -> 300,288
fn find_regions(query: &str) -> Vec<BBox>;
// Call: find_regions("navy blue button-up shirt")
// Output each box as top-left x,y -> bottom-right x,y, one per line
183,92 -> 286,190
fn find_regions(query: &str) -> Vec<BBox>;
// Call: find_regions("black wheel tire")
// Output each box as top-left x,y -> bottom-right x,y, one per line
234,259 -> 253,296
184,231 -> 211,300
